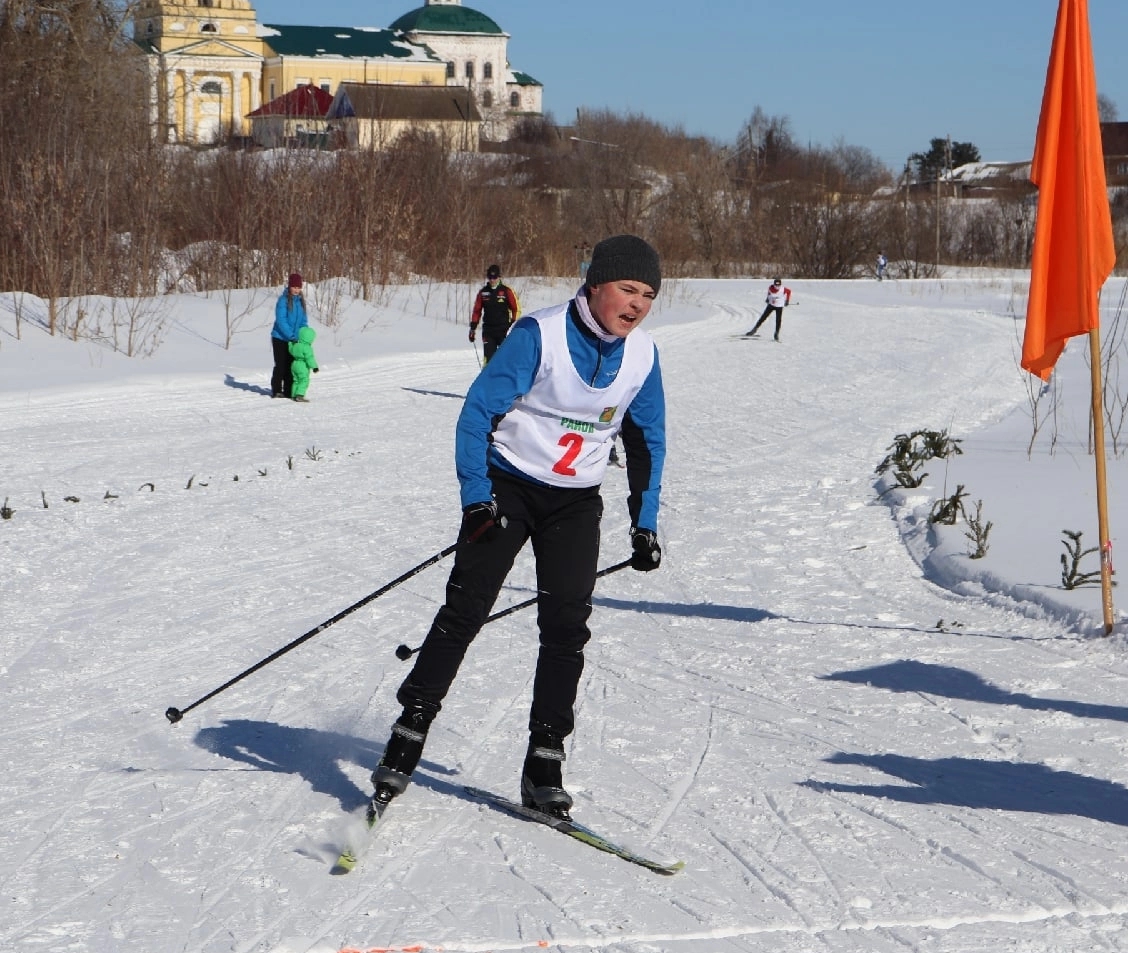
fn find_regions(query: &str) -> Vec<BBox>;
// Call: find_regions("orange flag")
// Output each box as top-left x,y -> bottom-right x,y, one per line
1022,0 -> 1115,380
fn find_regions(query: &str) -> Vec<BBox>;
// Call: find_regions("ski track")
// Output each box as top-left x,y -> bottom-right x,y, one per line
5,279 -> 1128,952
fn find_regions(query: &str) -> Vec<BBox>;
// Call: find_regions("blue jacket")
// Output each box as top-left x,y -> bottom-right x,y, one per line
272,291 -> 308,342
455,300 -> 666,532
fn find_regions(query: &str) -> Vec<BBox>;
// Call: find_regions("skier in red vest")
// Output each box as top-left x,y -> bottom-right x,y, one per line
745,277 -> 792,341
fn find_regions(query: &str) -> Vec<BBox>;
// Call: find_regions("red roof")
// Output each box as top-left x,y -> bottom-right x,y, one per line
248,84 -> 333,119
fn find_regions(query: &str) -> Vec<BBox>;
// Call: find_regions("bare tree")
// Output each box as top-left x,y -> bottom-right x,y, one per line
220,286 -> 268,349
733,106 -> 799,184
655,141 -> 746,277
1098,93 -> 1119,123
0,0 -> 156,308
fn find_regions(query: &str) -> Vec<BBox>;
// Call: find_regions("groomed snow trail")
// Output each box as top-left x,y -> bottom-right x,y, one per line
3,278 -> 1128,953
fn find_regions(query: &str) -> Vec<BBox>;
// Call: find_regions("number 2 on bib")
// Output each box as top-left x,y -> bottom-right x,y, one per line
552,432 -> 584,476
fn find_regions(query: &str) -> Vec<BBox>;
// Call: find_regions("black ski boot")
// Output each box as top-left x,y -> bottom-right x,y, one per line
371,707 -> 434,806
521,730 -> 574,820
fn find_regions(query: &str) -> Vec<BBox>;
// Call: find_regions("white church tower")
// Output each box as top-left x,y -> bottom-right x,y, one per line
390,0 -> 542,141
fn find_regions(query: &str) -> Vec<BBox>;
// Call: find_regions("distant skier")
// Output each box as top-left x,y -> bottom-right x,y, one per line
469,264 -> 520,364
877,253 -> 888,281
288,326 -> 319,403
745,277 -> 792,341
608,434 -> 625,468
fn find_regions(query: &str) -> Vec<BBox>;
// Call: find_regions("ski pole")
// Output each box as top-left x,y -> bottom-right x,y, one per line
166,542 -> 459,724
394,557 -> 633,661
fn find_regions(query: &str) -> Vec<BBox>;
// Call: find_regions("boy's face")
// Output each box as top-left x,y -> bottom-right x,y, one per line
588,280 -> 656,338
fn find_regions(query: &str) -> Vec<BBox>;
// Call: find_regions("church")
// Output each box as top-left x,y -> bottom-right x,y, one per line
132,0 -> 544,146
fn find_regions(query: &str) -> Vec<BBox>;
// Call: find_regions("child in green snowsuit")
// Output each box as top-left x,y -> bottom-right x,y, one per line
288,326 -> 319,401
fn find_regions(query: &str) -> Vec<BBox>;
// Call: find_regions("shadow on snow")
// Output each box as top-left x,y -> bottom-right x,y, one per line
223,373 -> 272,397
805,752 -> 1128,826
193,718 -> 464,813
809,659 -> 1128,825
821,658 -> 1128,723
595,597 -> 778,624
402,386 -> 466,400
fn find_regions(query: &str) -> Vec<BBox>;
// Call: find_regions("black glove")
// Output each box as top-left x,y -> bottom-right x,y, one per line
469,325 -> 477,343
461,501 -> 506,544
630,528 -> 661,572
312,367 -> 319,373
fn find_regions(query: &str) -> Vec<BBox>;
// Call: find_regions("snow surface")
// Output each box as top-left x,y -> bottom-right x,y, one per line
4,273 -> 1128,953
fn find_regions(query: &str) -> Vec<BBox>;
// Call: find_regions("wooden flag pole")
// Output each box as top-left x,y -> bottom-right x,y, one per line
1088,328 -> 1116,634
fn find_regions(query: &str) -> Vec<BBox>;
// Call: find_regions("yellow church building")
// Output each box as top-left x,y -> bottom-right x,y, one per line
132,0 -> 544,146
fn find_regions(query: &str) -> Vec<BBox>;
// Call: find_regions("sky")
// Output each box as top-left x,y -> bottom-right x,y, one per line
4,272 -> 1128,952
248,0 -> 1128,172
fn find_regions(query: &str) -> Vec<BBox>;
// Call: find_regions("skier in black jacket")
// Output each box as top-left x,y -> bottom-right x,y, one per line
469,264 -> 520,363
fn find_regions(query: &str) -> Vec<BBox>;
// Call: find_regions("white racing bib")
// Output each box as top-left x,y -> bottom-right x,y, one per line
492,304 -> 655,487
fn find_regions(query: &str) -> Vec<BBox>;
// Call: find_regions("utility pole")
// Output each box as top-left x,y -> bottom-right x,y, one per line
935,169 -> 940,271
936,134 -> 952,272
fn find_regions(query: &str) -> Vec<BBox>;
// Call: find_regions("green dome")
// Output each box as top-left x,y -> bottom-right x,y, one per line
390,4 -> 504,35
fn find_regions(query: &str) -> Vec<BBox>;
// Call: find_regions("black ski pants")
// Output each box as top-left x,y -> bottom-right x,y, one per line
482,326 -> 508,363
397,470 -> 602,738
750,305 -> 784,338
270,337 -> 294,397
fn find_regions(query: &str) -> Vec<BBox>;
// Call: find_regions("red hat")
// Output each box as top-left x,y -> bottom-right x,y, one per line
288,272 -> 303,289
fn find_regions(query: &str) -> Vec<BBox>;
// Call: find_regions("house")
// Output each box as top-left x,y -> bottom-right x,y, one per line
910,125 -> 1128,200
326,82 -> 482,151
1101,122 -> 1128,187
247,84 -> 334,148
946,161 -> 1035,199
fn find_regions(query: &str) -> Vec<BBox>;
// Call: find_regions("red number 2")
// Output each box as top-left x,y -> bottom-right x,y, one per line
552,432 -> 584,476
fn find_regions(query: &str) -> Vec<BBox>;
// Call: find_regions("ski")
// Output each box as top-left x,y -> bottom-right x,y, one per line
463,785 -> 684,876
329,797 -> 391,875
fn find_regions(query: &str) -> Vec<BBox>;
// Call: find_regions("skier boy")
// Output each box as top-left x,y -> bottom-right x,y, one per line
372,235 -> 667,820
288,325 -> 319,403
745,277 -> 792,341
469,264 -> 520,363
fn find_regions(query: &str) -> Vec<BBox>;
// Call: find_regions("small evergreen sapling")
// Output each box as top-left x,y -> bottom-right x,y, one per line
876,428 -> 964,489
1060,529 -> 1105,589
963,499 -> 992,559
930,485 -> 967,525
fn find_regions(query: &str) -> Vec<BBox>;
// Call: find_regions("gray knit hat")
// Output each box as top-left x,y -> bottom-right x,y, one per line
585,234 -> 662,294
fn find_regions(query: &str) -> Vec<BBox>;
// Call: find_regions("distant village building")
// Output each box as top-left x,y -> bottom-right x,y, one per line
1101,122 -> 1128,188
901,124 -> 1128,200
246,83 -> 334,149
327,82 -> 483,151
132,0 -> 542,147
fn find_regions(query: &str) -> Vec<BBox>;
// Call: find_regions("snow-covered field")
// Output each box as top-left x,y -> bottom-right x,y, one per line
4,273 -> 1128,953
